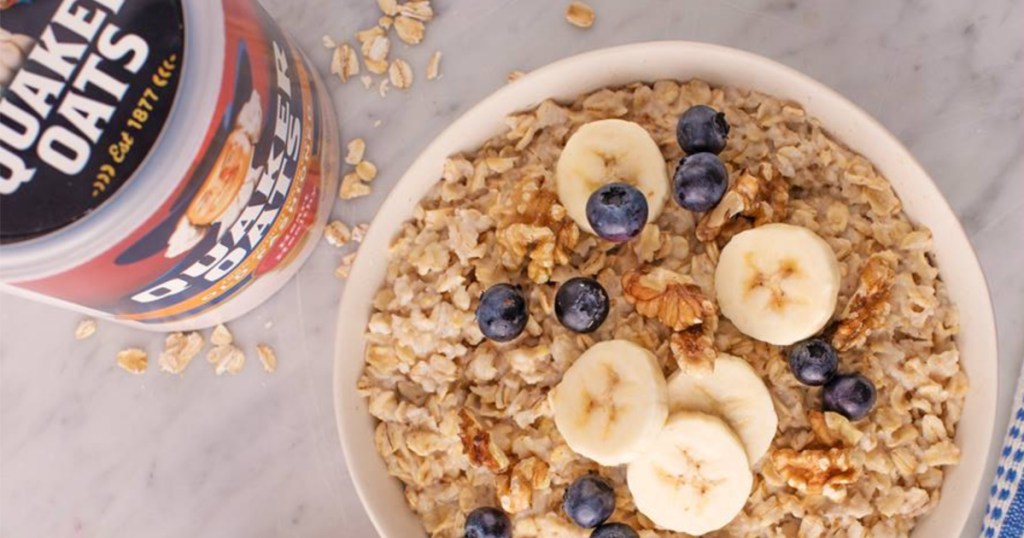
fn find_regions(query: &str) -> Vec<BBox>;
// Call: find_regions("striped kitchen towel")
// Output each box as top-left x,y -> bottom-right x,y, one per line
982,359 -> 1024,537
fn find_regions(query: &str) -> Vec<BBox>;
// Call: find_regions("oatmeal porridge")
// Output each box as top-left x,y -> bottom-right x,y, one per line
356,79 -> 965,537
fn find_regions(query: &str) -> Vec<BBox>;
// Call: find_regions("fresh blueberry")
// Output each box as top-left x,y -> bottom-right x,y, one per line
590,523 -> 640,538
823,373 -> 877,420
555,278 -> 610,334
585,182 -> 649,242
676,104 -> 730,154
787,338 -> 839,386
476,284 -> 527,342
563,474 -> 616,528
464,507 -> 511,538
672,153 -> 728,212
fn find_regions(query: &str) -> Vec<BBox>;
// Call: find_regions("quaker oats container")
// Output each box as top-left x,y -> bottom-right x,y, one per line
0,0 -> 340,331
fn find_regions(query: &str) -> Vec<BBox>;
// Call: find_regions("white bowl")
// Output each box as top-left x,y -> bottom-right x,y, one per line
334,42 -> 997,537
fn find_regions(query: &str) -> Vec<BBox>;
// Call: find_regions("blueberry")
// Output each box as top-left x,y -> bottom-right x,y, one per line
590,523 -> 640,538
787,338 -> 839,386
823,373 -> 877,420
585,182 -> 649,242
555,278 -> 610,334
672,153 -> 728,212
676,104 -> 730,154
464,507 -> 511,538
476,284 -> 527,342
563,474 -> 616,528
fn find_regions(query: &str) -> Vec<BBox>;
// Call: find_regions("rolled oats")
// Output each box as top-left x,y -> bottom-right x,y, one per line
74,318 -> 97,340
336,252 -> 358,279
565,1 -> 596,28
340,173 -> 372,199
426,51 -> 442,80
330,43 -> 359,83
389,58 -> 414,90
358,80 -> 965,537
207,344 -> 245,375
116,348 -> 148,374
256,343 -> 277,373
346,138 -> 367,165
356,160 -> 379,181
158,332 -> 203,374
324,220 -> 352,247
210,323 -> 233,346
394,16 -> 425,45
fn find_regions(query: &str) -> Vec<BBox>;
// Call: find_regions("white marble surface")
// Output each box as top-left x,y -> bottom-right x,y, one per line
1,0 -> 1022,536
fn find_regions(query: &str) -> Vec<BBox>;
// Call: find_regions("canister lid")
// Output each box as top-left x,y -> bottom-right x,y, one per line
0,0 -> 184,243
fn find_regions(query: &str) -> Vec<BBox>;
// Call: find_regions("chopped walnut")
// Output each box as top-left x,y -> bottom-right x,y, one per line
494,180 -> 579,283
670,326 -> 716,376
74,318 -> 97,340
458,409 -> 509,472
426,51 -> 442,80
565,1 -> 596,28
345,138 -> 366,165
696,166 -> 788,242
832,251 -> 897,351
771,447 -> 859,500
116,348 -> 148,374
158,332 -> 203,374
622,267 -> 715,331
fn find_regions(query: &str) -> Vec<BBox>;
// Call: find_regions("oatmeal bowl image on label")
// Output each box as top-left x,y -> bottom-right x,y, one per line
0,0 -> 341,331
334,43 -> 996,538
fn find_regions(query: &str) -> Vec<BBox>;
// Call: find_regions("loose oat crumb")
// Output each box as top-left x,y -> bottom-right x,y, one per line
378,78 -> 391,97
324,220 -> 352,247
321,35 -> 336,49
210,323 -> 233,346
352,223 -> 370,243
158,332 -> 203,374
394,15 -> 425,45
336,252 -> 358,279
507,70 -> 526,83
256,343 -> 277,373
373,119 -> 382,127
116,348 -> 148,374
565,1 -> 595,28
388,58 -> 414,90
207,344 -> 245,375
356,160 -> 379,181
377,0 -> 398,16
426,51 -> 442,80
340,173 -> 372,199
360,75 -> 373,89
346,138 -> 366,165
74,318 -> 97,340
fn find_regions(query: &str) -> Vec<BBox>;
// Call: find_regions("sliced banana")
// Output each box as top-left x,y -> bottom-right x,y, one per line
552,339 -> 668,466
715,223 -> 840,346
668,353 -> 778,464
556,119 -> 669,234
627,411 -> 753,535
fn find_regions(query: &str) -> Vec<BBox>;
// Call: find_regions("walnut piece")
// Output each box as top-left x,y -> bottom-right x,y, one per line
696,165 -> 788,242
495,179 -> 579,283
771,447 -> 859,500
622,267 -> 715,331
832,251 -> 897,351
458,409 -> 509,472
670,326 -> 716,376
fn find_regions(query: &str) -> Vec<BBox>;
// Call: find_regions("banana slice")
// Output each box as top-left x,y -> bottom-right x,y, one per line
552,339 -> 668,466
627,411 -> 753,535
556,119 -> 669,234
668,354 -> 778,464
715,223 -> 840,346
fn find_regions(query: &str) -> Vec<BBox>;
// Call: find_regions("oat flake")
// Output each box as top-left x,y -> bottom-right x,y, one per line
116,348 -> 148,374
346,138 -> 366,165
325,220 -> 352,247
74,318 -> 97,340
207,344 -> 245,375
565,1 -> 595,28
426,51 -> 442,80
256,343 -> 277,373
394,16 -> 425,45
210,323 -> 233,346
388,59 -> 414,90
356,160 -> 379,181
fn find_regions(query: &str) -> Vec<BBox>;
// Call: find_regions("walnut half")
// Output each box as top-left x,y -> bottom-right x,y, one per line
770,447 -> 859,501
832,251 -> 897,351
458,409 -> 509,472
696,165 -> 788,242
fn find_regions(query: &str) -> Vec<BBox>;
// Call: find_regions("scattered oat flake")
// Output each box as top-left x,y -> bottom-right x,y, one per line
507,70 -> 526,83
321,35 -> 336,49
324,220 -> 352,247
336,252 -> 358,279
363,36 -> 390,74
566,1 -> 595,28
389,59 -> 414,90
117,348 -> 148,374
340,173 -> 372,199
379,16 -> 394,29
208,344 -> 245,375
373,119 -> 382,127
74,318 -> 97,340
210,323 -> 233,346
356,26 -> 385,45
398,0 -> 434,21
426,51 -> 442,80
377,0 -> 398,16
331,44 -> 360,83
352,223 -> 370,243
158,332 -> 203,374
394,16 -> 425,45
345,138 -> 366,165
360,75 -> 373,89
378,78 -> 391,97
356,160 -> 379,181
256,343 -> 277,373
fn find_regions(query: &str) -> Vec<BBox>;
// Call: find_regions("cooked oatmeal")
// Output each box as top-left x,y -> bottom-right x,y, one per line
357,80 -> 965,537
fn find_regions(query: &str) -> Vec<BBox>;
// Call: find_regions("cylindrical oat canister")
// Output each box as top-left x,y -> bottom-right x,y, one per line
0,0 -> 340,331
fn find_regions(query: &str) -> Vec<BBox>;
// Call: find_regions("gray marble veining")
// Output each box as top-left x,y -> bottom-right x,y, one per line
1,0 -> 1021,536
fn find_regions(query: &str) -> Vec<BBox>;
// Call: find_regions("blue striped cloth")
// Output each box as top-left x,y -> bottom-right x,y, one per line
982,363 -> 1024,537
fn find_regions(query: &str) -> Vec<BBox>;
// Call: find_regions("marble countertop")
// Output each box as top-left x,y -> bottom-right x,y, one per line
1,0 -> 1021,536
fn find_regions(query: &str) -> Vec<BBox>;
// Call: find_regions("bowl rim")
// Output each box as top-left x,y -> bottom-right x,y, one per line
334,41 -> 998,538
